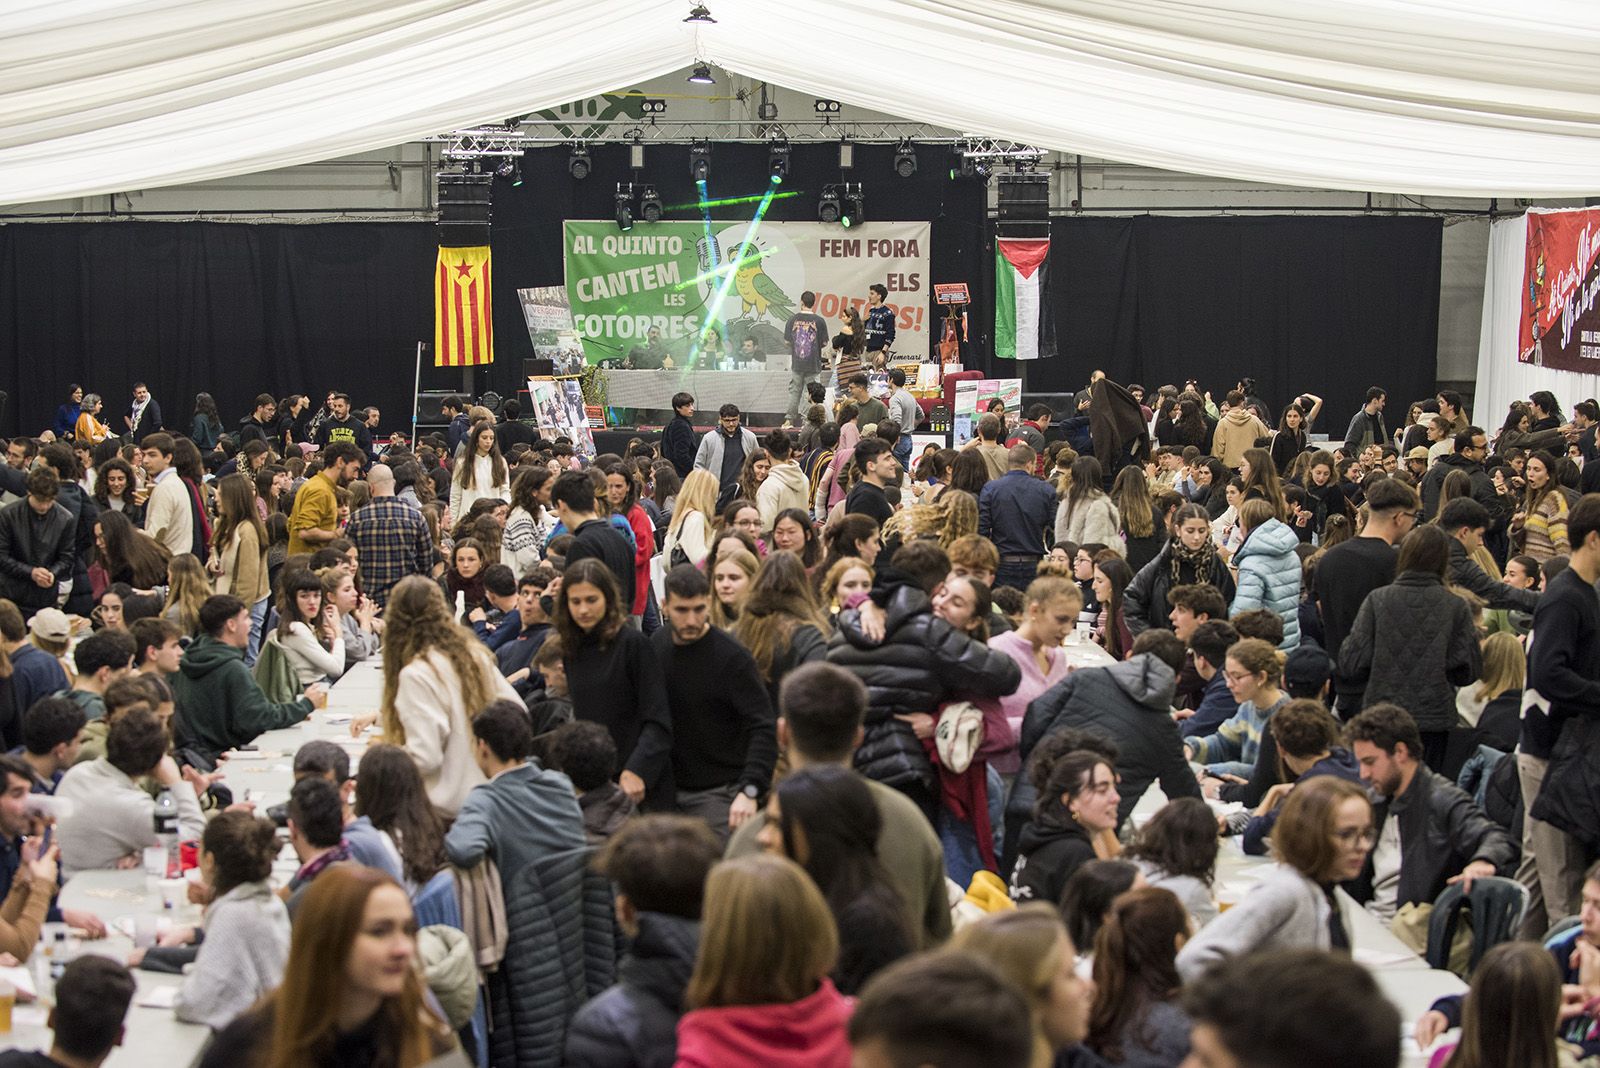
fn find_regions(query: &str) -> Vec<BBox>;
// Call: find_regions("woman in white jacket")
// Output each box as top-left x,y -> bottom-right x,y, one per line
1176,776 -> 1373,982
275,568 -> 345,687
660,469 -> 719,569
1055,455 -> 1124,553
367,576 -> 520,817
449,420 -> 511,519
159,811 -> 290,1032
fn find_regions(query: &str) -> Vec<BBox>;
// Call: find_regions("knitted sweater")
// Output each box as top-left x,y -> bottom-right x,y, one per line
174,881 -> 290,1032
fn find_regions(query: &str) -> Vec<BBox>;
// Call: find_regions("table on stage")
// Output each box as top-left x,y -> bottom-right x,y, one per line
0,663 -> 387,1066
603,368 -> 794,413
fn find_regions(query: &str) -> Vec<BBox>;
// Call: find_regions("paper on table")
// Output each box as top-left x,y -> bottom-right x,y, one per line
322,713 -> 352,724
1353,946 -> 1419,968
223,750 -> 278,761
0,964 -> 37,1000
136,984 -> 179,1009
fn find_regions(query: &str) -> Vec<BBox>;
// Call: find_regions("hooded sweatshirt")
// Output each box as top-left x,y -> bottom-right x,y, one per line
672,979 -> 853,1068
565,911 -> 700,1068
171,635 -> 313,761
1211,407 -> 1269,469
1010,812 -> 1096,907
1016,653 -> 1201,830
755,460 -> 810,533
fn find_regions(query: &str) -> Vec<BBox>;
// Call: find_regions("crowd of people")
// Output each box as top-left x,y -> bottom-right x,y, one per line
1,366 -> 1599,1068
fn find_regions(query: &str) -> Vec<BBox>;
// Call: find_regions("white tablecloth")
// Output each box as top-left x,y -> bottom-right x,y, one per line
604,368 -> 793,412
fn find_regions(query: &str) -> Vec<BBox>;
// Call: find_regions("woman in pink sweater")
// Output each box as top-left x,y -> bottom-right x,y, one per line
983,576 -> 1083,776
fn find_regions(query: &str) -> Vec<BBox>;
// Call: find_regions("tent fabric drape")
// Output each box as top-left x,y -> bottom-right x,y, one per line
5,1 -> 1600,206
1473,211 -> 1600,435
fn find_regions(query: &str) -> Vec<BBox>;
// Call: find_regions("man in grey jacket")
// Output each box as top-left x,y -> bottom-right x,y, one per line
445,699 -> 587,885
692,403 -> 758,512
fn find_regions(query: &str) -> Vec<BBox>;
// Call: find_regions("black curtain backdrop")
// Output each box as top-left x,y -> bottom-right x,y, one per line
0,163 -> 1438,439
1020,215 -> 1443,429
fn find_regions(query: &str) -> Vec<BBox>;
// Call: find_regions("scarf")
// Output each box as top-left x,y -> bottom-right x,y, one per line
1169,538 -> 1217,589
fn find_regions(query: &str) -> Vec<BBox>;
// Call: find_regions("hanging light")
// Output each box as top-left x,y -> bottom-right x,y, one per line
614,186 -> 634,231
818,186 -> 841,224
687,63 -> 715,85
639,186 -> 663,223
511,159 -> 524,187
689,141 -> 711,182
568,146 -> 591,180
841,184 -> 865,228
768,139 -> 790,182
494,158 -> 515,179
683,3 -> 716,23
894,140 -> 917,179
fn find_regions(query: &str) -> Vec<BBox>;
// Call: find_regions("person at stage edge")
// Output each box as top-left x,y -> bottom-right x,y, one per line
784,292 -> 829,429
863,283 -> 897,359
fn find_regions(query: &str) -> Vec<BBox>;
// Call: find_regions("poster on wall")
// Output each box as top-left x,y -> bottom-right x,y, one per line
1520,207 -> 1600,373
562,221 -> 931,366
517,286 -> 587,374
528,378 -> 595,455
952,378 -> 1022,445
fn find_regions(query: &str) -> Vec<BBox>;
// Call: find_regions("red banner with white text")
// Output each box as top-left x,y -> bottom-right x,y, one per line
1520,207 -> 1600,373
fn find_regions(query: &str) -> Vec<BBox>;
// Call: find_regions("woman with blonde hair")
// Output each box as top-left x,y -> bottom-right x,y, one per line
164,554 -> 211,638
1111,465 -> 1164,574
1238,447 -> 1287,522
674,854 -> 852,1068
1444,631 -> 1526,779
661,469 -> 719,568
709,546 -> 759,630
880,488 -> 977,559
196,865 -> 459,1068
817,556 -> 873,625
949,904 -> 1094,1068
354,575 -> 519,816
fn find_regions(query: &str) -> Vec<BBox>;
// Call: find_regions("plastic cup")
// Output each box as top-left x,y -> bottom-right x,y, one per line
159,879 -> 187,910
0,979 -> 14,1032
133,914 -> 158,949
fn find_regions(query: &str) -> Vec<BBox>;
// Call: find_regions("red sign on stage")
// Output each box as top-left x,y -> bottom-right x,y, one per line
1521,207 -> 1600,373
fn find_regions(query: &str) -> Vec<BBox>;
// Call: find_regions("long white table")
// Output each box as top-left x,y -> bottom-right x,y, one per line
604,367 -> 792,412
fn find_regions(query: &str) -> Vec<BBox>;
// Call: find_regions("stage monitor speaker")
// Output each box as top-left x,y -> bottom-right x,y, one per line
416,391 -> 458,424
523,358 -> 555,379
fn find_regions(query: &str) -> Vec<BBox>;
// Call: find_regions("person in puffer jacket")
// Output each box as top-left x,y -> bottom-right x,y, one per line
826,542 -> 1021,820
1228,499 -> 1301,650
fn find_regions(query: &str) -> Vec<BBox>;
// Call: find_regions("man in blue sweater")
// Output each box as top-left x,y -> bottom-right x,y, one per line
976,445 -> 1056,591
444,699 -> 586,885
863,283 -> 897,359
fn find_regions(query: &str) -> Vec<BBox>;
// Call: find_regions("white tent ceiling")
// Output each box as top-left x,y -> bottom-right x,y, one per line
3,0 -> 1600,206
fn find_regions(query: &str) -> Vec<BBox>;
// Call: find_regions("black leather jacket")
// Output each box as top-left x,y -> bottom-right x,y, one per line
0,498 -> 75,610
826,583 -> 1020,796
1352,768 -> 1517,910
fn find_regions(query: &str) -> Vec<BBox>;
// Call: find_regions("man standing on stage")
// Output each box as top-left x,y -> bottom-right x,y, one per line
864,283 -> 897,365
782,290 -> 829,430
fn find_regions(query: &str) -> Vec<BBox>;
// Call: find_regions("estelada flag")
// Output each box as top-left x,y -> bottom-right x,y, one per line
435,246 -> 494,366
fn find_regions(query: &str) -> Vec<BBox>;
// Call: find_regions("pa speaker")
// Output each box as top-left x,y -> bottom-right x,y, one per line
416,391 -> 457,424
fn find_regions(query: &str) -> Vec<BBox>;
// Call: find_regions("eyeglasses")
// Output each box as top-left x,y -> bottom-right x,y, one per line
1334,826 -> 1378,848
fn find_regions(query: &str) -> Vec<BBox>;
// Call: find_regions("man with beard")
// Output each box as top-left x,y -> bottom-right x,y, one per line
287,442 -> 362,555
651,564 -> 774,844
312,392 -> 372,457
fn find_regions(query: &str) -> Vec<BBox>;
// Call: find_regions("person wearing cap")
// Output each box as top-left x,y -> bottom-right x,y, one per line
0,466 -> 75,622
1404,445 -> 1429,481
0,604 -> 70,751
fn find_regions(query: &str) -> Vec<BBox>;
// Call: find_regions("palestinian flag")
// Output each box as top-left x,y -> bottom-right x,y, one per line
995,237 -> 1055,360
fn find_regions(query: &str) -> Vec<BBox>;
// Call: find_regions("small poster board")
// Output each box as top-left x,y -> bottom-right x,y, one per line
934,283 -> 971,304
952,377 -> 1022,445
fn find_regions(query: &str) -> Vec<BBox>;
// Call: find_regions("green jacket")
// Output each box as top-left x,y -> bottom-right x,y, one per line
171,636 -> 311,761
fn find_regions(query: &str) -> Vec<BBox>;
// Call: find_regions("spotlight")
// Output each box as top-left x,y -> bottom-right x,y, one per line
639,185 -> 663,222
687,63 -> 715,85
494,158 -> 515,179
768,139 -> 790,182
683,3 -> 716,23
640,99 -> 668,115
511,159 -> 524,187
818,185 -> 841,223
948,145 -> 973,180
841,184 -> 865,228
814,99 -> 842,114
629,142 -> 646,171
689,141 -> 711,182
568,145 -> 591,180
894,140 -> 917,178
615,186 -> 634,231
838,141 -> 855,170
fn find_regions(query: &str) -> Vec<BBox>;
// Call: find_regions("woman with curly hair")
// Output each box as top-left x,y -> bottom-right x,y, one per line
355,576 -> 519,817
92,457 -> 143,523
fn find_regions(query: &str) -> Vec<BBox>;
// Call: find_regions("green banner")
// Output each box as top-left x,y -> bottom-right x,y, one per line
562,220 -> 931,366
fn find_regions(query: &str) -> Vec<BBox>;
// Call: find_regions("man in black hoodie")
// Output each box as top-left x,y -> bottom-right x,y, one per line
564,815 -> 722,1068
660,392 -> 698,479
312,391 -> 373,456
826,541 -> 1020,820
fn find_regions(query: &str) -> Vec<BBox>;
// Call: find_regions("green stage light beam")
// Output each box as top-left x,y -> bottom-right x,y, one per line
668,190 -> 801,211
685,176 -> 783,368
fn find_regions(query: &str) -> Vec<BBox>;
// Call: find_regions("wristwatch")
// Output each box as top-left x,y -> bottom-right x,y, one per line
741,784 -> 760,800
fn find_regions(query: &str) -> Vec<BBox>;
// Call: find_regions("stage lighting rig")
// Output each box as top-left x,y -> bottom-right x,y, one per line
568,145 -> 591,179
687,63 -> 715,85
639,186 -> 663,222
690,141 -> 711,182
614,185 -> 634,231
494,158 -> 515,179
818,185 -> 841,223
894,140 -> 917,178
768,139 -> 791,182
840,183 -> 865,228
